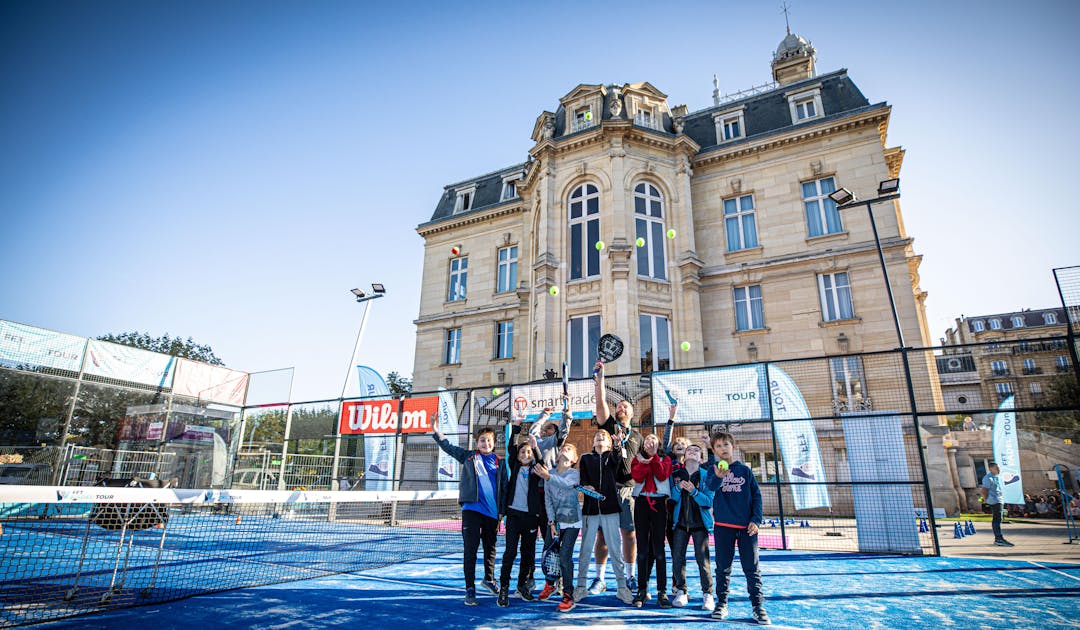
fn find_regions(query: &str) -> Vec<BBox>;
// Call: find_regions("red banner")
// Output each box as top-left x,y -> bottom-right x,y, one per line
339,397 -> 440,435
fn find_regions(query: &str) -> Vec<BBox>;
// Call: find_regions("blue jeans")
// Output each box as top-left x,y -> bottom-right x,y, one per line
713,526 -> 763,606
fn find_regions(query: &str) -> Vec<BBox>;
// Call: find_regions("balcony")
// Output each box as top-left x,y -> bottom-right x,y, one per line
1022,367 -> 1043,375
991,369 -> 1010,377
572,118 -> 596,133
1058,364 -> 1073,373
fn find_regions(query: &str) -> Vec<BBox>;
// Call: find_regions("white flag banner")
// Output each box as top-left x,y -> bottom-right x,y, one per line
356,366 -> 394,491
172,359 -> 248,406
85,339 -> 175,387
0,320 -> 86,372
992,395 -> 1024,505
768,365 -> 831,510
436,388 -> 463,491
650,366 -> 768,423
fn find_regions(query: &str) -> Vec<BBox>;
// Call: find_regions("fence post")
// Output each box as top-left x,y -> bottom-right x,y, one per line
764,363 -> 789,550
277,404 -> 295,491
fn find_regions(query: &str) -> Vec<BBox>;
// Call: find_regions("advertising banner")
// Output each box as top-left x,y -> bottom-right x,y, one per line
339,396 -> 439,435
85,339 -> 175,387
0,320 -> 86,372
650,366 -> 768,423
436,388 -> 463,490
354,366 -> 392,491
172,359 -> 249,406
992,395 -> 1024,505
768,365 -> 830,510
507,380 -> 596,423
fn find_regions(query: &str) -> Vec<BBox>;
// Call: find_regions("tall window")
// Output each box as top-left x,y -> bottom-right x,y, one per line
568,314 -> 601,379
444,328 -> 461,365
494,321 -> 514,359
990,360 -> 1008,376
454,188 -> 475,213
1030,382 -> 1043,396
639,314 -> 672,373
1023,358 -> 1037,374
831,357 -> 868,412
996,382 -> 1013,398
635,109 -> 656,129
818,272 -> 854,321
447,257 -> 467,302
573,108 -> 594,132
803,177 -> 842,237
634,183 -> 666,280
734,285 -> 765,331
496,246 -> 518,293
569,184 -> 601,280
794,96 -> 817,120
1058,355 -> 1072,371
724,194 -> 758,251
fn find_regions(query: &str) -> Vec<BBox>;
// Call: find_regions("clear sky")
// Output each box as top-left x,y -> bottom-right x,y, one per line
2,0 -> 1078,402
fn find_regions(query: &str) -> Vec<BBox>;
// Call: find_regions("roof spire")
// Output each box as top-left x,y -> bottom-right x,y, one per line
712,74 -> 720,106
781,1 -> 791,35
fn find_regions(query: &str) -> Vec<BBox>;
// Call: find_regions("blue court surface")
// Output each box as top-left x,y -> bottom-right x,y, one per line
32,548 -> 1080,629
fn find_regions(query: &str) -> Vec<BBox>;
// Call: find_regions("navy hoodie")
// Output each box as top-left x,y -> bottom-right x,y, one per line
703,460 -> 762,529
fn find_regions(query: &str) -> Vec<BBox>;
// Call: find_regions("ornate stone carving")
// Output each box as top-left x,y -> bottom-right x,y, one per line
673,116 -> 684,134
609,89 -> 623,118
811,160 -> 823,175
542,113 -> 555,139
730,177 -> 742,194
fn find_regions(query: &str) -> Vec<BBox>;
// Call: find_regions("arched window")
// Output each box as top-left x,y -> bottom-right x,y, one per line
568,183 -> 600,280
633,182 -> 666,280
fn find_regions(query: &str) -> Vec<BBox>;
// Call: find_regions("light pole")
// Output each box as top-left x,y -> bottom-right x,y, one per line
828,178 -> 941,554
340,284 -> 387,399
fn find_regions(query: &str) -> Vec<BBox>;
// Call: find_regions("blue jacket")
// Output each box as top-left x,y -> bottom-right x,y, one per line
703,460 -> 762,528
434,435 -> 505,511
670,466 -> 714,529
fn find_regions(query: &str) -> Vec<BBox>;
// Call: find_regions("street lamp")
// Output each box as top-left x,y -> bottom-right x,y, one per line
828,180 -> 904,348
341,284 -> 387,398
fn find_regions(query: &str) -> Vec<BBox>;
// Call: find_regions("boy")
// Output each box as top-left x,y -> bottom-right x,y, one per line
704,432 -> 769,625
433,421 -> 503,606
575,429 -> 635,605
669,443 -> 715,611
534,442 -> 582,612
496,434 -> 545,606
630,433 -> 672,607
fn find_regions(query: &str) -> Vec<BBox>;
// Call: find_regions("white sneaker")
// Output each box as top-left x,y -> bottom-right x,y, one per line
615,585 -> 635,605
702,593 -> 716,611
572,585 -> 588,602
671,589 -> 688,608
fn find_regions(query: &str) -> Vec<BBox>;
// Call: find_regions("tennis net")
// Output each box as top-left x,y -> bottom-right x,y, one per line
0,484 -> 460,627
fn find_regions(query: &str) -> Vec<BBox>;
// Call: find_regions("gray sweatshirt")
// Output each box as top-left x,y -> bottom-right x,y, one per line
543,466 -> 582,527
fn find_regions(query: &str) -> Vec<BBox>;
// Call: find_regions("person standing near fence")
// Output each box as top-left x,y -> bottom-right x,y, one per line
574,429 -> 635,605
630,432 -> 672,607
669,442 -> 715,611
534,443 -> 582,612
496,434 -> 544,606
433,422 -> 503,605
980,462 -> 1014,547
527,396 -> 572,598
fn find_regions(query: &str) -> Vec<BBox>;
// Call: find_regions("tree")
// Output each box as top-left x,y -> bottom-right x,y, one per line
97,332 -> 224,365
386,371 -> 413,396
1035,372 -> 1080,442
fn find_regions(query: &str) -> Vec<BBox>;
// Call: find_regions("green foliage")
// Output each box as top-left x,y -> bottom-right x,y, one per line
1035,372 -> 1080,442
96,332 -> 224,366
386,371 -> 413,396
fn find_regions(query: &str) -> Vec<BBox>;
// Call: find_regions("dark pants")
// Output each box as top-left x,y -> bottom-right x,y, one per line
672,526 -> 713,594
558,526 -> 580,587
991,502 -> 1004,541
462,509 -> 498,589
539,501 -> 555,586
713,526 -> 762,606
634,495 -> 669,593
500,509 -> 538,589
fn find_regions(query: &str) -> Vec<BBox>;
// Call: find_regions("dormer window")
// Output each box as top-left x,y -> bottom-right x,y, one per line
787,87 -> 824,124
714,108 -> 746,142
501,173 -> 522,201
573,108 -> 594,132
972,320 -> 985,332
454,186 -> 476,213
635,109 -> 657,129
990,318 -> 1002,330
1011,316 -> 1024,328
1044,312 -> 1058,325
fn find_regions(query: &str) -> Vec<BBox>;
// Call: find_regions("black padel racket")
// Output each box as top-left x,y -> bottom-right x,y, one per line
593,333 -> 624,376
561,361 -> 570,412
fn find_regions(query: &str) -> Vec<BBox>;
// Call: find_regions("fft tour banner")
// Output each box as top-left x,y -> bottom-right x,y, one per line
992,395 -> 1023,505
651,364 -> 830,510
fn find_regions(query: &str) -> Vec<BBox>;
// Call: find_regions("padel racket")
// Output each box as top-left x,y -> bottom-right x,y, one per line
592,333 -> 624,376
541,536 -> 562,579
575,485 -> 606,501
562,361 -> 570,412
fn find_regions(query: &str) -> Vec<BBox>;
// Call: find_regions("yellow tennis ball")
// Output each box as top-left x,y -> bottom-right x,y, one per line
549,285 -> 559,296
681,341 -> 691,351
666,228 -> 676,239
595,240 -> 605,251
719,460 -> 729,471
635,237 -> 645,247
491,388 -> 501,396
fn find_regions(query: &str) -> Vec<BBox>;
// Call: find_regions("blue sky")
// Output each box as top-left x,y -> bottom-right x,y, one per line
2,0 -> 1078,402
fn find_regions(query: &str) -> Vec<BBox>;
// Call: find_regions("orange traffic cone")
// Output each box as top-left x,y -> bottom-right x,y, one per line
235,515 -> 242,525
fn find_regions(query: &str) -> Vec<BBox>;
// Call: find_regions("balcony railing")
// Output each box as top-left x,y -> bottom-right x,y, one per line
572,118 -> 596,133
1022,367 -> 1043,375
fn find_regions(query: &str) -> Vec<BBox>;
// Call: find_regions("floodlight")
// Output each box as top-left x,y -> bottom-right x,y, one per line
878,178 -> 900,195
828,187 -> 855,206
371,284 -> 386,294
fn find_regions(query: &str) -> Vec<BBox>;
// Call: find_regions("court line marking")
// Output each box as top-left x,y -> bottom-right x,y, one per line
1026,560 -> 1080,583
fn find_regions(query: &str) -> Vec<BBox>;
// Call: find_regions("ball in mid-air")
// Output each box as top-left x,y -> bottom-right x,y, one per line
595,240 -> 605,251
718,460 -> 729,472
681,341 -> 691,351
451,246 -> 460,256
635,237 -> 645,247
491,388 -> 501,397
549,285 -> 559,296
666,228 -> 676,239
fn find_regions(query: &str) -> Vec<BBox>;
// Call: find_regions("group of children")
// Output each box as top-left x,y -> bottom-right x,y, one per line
431,361 -> 770,624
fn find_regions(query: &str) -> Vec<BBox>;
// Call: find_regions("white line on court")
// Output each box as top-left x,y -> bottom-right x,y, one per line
1026,560 -> 1080,583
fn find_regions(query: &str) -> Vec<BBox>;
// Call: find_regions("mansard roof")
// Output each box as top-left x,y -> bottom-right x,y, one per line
421,163 -> 528,227
965,308 -> 1067,332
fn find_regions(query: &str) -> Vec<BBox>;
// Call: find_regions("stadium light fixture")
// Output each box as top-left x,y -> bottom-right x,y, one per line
828,187 -> 855,206
878,178 -> 900,195
371,283 -> 386,294
350,288 -> 366,301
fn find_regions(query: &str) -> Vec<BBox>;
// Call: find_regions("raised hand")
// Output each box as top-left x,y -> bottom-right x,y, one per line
679,479 -> 695,492
532,463 -> 550,480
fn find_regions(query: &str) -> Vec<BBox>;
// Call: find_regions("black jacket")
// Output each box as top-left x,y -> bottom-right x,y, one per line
498,439 -> 544,524
578,448 -> 631,515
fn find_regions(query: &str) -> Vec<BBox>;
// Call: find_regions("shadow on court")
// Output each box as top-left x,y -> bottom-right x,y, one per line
34,550 -> 1080,629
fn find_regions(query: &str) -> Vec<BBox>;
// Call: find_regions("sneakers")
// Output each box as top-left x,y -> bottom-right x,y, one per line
516,585 -> 535,601
587,578 -> 607,595
994,539 -> 1015,547
702,593 -> 716,611
497,585 -> 509,607
671,588 -> 688,608
464,588 -> 477,606
627,575 -> 639,592
615,585 -> 635,605
632,589 -> 646,608
711,603 -> 729,620
572,586 -> 588,602
657,592 -> 671,608
538,583 -> 557,601
557,593 -> 576,612
753,606 -> 772,625
480,579 -> 499,596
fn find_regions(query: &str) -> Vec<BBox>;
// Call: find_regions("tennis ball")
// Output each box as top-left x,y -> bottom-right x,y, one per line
491,388 -> 501,397
635,237 -> 645,247
450,246 -> 460,256
681,341 -> 691,352
718,460 -> 729,472
595,240 -> 605,251
549,285 -> 559,296
666,228 -> 676,239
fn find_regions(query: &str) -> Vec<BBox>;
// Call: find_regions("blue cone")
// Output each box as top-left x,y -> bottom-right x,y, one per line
964,520 -> 977,536
918,518 -> 929,533
953,521 -> 965,539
